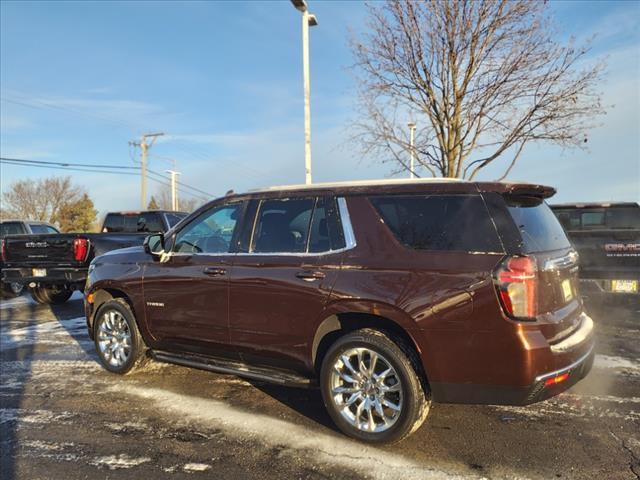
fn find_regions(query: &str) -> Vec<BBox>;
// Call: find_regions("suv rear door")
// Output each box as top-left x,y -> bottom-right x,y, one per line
228,196 -> 346,370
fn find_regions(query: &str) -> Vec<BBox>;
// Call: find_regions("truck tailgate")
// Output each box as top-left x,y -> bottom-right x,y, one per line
3,234 -> 80,266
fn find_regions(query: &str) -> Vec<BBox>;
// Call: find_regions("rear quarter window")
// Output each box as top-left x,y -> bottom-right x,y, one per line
369,194 -> 503,252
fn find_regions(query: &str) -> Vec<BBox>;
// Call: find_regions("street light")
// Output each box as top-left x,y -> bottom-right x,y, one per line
407,122 -> 416,179
290,0 -> 318,185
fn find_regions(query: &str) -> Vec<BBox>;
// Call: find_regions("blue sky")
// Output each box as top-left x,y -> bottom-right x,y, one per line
1,0 -> 638,218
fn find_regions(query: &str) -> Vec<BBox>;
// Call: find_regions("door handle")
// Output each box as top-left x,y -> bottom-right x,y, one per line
203,266 -> 226,276
296,270 -> 325,282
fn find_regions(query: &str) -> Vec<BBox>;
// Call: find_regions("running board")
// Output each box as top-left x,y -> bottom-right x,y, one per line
150,350 -> 315,388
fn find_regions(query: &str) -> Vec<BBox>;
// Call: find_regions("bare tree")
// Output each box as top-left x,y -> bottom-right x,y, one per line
351,0 -> 606,179
0,176 -> 83,224
153,184 -> 201,213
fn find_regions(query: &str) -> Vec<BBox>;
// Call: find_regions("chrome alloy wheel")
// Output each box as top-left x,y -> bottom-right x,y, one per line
329,347 -> 403,433
97,310 -> 132,368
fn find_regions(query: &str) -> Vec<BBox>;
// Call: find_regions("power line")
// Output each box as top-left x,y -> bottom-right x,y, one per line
0,157 -> 211,201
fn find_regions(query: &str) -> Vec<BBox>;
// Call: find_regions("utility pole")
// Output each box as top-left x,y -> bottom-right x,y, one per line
407,122 -> 416,179
130,132 -> 164,209
291,0 -> 318,185
166,170 -> 181,210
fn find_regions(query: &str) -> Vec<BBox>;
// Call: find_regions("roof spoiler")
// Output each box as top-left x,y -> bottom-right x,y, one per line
505,183 -> 556,199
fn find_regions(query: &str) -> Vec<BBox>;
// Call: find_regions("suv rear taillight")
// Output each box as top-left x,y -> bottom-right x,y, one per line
494,255 -> 538,320
73,238 -> 89,262
1,239 -> 6,262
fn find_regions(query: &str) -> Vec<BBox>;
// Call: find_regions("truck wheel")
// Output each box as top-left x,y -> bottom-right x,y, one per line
94,298 -> 147,375
2,282 -> 24,298
30,286 -> 72,305
320,328 -> 431,444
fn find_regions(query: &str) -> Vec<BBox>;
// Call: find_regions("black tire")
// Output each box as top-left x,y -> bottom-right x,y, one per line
320,328 -> 431,444
30,286 -> 72,305
2,282 -> 24,298
93,298 -> 147,375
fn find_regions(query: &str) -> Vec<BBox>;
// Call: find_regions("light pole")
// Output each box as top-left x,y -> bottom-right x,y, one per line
291,0 -> 318,185
407,122 -> 416,179
166,170 -> 181,211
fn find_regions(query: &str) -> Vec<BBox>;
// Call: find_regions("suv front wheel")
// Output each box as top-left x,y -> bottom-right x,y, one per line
320,328 -> 430,443
94,299 -> 146,375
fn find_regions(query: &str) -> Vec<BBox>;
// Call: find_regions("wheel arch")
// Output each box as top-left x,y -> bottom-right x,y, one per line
89,288 -> 136,334
311,307 -> 431,389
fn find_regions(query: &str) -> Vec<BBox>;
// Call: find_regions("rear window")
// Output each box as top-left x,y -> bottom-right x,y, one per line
506,197 -> 570,253
103,213 -> 164,233
369,195 -> 502,252
0,222 -> 26,236
29,224 -> 59,234
554,206 -> 640,231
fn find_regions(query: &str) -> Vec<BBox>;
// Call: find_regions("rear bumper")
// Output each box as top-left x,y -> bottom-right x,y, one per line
1,267 -> 87,286
430,346 -> 594,405
429,313 -> 595,406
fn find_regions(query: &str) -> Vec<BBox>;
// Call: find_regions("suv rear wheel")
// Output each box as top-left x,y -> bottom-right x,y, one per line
94,299 -> 146,374
320,328 -> 430,443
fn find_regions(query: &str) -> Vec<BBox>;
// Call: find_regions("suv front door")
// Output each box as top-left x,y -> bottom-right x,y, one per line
143,201 -> 244,354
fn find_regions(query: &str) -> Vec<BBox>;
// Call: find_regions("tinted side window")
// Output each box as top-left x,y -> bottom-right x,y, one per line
102,214 -> 124,232
174,203 -> 240,254
370,195 -> 502,252
0,222 -> 26,236
253,198 -> 314,253
308,198 -> 330,253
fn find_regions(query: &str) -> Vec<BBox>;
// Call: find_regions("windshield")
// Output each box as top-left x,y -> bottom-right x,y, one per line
506,197 -> 571,253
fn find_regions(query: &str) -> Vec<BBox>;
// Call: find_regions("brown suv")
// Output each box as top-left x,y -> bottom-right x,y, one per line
85,179 -> 594,443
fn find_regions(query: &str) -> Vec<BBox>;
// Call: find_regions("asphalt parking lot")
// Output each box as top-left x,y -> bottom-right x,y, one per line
1,292 -> 638,480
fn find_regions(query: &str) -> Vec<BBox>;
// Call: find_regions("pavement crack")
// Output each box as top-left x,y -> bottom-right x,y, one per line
610,430 -> 640,480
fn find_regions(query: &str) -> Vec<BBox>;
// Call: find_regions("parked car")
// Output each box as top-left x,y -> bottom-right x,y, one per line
84,179 -> 594,443
1,210 -> 187,304
1,220 -> 60,297
551,202 -> 639,299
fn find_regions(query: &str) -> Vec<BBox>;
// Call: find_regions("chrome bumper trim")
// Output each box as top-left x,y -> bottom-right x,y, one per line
535,344 -> 595,383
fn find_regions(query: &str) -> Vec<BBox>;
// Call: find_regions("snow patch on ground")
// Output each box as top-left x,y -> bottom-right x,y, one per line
1,316 -> 89,349
111,385 -> 477,480
89,454 -> 151,470
594,354 -> 640,373
183,463 -> 211,472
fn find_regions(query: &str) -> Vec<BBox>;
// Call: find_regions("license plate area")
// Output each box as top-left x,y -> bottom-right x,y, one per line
561,278 -> 574,302
611,279 -> 638,293
32,268 -> 47,277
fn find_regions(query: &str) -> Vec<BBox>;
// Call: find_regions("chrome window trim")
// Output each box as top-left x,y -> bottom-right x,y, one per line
166,196 -> 357,258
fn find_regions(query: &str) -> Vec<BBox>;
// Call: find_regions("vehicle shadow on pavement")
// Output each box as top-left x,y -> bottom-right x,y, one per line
249,382 -> 338,432
49,296 -> 98,361
0,295 -> 39,480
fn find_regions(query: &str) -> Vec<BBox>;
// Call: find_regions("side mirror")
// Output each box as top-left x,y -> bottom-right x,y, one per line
143,233 -> 165,257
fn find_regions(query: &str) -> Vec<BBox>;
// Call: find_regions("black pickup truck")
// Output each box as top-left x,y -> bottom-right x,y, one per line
1,210 -> 187,304
551,202 -> 640,298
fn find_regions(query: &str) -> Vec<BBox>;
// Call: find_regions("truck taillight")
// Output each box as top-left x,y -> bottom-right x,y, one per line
73,238 -> 89,262
494,255 -> 538,320
1,239 -> 6,262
